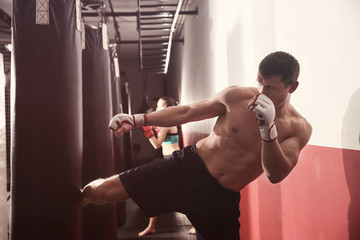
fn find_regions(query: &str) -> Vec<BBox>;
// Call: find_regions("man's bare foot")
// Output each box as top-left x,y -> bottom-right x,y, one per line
138,226 -> 156,237
188,227 -> 196,235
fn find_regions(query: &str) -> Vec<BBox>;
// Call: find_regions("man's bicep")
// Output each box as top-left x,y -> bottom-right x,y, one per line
147,98 -> 225,127
187,98 -> 226,120
194,86 -> 240,118
182,86 -> 242,121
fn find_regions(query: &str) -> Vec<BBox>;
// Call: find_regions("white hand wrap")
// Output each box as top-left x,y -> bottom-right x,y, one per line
259,122 -> 277,142
248,94 -> 278,142
109,113 -> 146,130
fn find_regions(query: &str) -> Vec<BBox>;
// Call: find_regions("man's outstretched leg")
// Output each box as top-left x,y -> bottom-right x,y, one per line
81,175 -> 130,205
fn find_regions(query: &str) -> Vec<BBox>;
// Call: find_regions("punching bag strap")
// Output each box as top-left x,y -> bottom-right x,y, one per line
98,6 -> 109,50
36,0 -> 49,25
76,0 -> 82,31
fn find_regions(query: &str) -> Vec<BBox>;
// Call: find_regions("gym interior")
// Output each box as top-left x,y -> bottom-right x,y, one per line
0,0 -> 359,239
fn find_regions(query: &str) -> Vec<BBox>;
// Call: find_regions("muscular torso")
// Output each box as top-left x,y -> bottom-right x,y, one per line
145,86 -> 310,192
195,87 -> 307,192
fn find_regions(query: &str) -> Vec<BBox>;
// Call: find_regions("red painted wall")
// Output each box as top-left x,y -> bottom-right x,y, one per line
239,145 -> 360,240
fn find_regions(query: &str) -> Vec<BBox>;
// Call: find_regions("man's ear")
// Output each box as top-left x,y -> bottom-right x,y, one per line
289,81 -> 299,93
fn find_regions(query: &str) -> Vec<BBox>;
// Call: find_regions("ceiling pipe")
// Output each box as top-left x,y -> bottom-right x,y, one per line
82,9 -> 197,17
163,0 -> 183,74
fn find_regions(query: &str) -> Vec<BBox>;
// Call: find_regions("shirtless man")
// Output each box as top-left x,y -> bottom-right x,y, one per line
81,51 -> 312,240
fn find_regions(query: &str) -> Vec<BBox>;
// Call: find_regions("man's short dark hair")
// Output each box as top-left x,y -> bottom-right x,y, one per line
259,51 -> 300,87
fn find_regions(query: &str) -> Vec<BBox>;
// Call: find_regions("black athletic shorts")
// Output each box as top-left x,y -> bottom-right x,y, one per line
119,145 -> 241,240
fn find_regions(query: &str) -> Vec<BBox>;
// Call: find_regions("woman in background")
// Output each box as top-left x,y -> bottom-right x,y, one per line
139,96 -> 196,236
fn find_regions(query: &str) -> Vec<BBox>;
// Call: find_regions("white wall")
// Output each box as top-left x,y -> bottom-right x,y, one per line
169,0 -> 360,151
274,0 -> 360,151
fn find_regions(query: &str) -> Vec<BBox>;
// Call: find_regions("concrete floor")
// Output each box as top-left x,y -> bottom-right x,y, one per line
117,199 -> 197,240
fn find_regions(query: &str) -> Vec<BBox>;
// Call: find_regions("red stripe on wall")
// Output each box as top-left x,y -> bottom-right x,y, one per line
240,145 -> 360,240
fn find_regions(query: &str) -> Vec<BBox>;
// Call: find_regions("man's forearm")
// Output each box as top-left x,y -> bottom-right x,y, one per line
261,140 -> 292,183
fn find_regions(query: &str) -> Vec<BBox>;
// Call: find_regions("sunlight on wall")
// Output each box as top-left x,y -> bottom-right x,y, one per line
240,0 -> 257,88
211,0 -> 260,90
210,1 -> 229,91
273,0 -> 360,150
176,0 -> 360,150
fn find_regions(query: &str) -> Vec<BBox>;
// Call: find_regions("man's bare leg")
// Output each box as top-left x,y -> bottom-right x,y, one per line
81,175 -> 129,205
138,216 -> 158,237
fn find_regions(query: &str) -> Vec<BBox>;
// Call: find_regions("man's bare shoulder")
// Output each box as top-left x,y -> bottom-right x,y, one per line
298,115 -> 312,145
217,86 -> 258,103
289,105 -> 312,145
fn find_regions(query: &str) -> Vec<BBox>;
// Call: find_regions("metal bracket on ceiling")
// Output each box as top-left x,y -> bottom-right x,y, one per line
137,0 -> 185,74
81,1 -> 197,74
81,10 -> 198,17
81,1 -> 106,25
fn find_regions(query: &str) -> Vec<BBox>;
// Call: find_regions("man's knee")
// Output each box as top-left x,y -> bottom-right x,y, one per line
103,175 -> 130,201
82,178 -> 108,203
82,175 -> 129,204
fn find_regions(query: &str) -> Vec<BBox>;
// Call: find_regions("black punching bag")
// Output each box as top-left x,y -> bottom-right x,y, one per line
109,47 -> 126,175
11,0 -> 82,239
120,71 -> 134,170
109,47 -> 127,228
81,24 -> 117,240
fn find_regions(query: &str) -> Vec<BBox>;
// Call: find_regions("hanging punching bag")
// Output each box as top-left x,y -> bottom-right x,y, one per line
81,23 -> 117,240
0,53 -> 9,240
109,46 -> 126,228
119,71 -> 134,170
11,0 -> 83,239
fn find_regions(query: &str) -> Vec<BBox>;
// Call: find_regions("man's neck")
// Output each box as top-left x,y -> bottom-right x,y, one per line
275,95 -> 291,117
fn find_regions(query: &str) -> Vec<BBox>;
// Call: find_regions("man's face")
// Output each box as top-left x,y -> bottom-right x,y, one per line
257,72 -> 292,107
